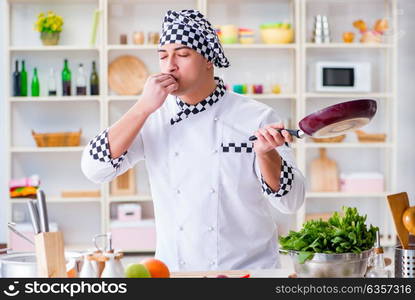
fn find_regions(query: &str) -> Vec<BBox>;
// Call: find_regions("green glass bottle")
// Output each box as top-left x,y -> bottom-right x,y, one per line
20,60 -> 28,96
90,61 -> 99,95
31,68 -> 40,97
62,59 -> 72,96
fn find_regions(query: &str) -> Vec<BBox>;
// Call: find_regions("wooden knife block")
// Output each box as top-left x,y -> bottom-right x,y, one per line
34,232 -> 67,278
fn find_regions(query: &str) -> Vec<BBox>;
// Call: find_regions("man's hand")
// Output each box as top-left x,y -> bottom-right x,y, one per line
139,73 -> 178,115
253,122 -> 293,156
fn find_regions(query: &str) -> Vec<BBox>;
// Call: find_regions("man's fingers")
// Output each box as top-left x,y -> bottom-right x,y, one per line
165,82 -> 179,93
254,131 -> 267,145
281,130 -> 294,143
266,122 -> 285,129
160,78 -> 177,87
154,74 -> 175,83
152,73 -> 171,78
266,128 -> 285,145
259,128 -> 278,148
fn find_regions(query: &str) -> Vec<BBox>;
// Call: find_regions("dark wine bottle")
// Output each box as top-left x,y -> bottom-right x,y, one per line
90,61 -> 99,95
12,60 -> 20,96
20,60 -> 28,97
62,59 -> 71,96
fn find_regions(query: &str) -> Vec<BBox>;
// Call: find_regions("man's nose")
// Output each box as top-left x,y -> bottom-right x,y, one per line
166,56 -> 178,73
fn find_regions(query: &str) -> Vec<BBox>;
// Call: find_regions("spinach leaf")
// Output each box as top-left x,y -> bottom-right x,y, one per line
279,207 -> 378,264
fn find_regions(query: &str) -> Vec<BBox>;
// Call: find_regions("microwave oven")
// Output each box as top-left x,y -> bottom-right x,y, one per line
315,61 -> 371,92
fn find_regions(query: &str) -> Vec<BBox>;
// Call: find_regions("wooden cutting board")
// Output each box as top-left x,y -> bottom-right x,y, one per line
108,55 -> 149,95
171,270 -> 250,278
387,192 -> 410,249
311,148 -> 339,192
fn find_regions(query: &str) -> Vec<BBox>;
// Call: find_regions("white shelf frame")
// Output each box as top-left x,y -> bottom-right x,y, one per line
4,0 -> 398,252
10,46 -> 100,52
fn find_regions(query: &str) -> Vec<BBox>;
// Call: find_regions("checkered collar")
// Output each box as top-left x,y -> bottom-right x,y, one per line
170,77 -> 226,125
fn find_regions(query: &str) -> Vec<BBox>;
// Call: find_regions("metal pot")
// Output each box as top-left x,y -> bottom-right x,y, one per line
0,251 -> 82,278
280,248 -> 373,277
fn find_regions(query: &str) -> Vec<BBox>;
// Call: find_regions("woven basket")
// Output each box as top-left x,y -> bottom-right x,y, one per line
355,130 -> 386,143
32,129 -> 82,147
311,134 -> 346,143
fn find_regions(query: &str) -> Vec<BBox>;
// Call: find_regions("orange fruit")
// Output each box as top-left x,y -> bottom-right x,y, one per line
140,258 -> 170,278
67,268 -> 77,278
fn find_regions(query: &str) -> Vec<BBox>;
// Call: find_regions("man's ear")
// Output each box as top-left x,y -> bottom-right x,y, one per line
206,60 -> 214,70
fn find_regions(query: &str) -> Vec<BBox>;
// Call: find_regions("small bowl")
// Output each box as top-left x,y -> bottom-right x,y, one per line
260,28 -> 294,44
311,134 -> 346,143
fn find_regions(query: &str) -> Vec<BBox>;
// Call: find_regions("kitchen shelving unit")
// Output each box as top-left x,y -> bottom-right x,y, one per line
298,0 -> 398,247
4,0 -> 398,252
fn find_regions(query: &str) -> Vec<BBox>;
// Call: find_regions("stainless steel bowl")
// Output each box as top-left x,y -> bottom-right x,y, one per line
280,249 -> 373,277
0,252 -> 82,278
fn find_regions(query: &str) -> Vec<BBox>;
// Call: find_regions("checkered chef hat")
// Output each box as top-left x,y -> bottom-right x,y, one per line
159,9 -> 230,68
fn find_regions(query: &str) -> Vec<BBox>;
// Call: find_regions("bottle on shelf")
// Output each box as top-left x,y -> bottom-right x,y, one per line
48,68 -> 57,96
12,60 -> 20,96
90,61 -> 99,95
20,60 -> 28,97
62,59 -> 72,96
76,63 -> 87,96
31,67 -> 40,97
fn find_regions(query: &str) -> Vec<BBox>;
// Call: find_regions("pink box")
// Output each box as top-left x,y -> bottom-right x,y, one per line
117,203 -> 142,221
9,223 -> 58,252
110,220 -> 156,251
340,173 -> 384,193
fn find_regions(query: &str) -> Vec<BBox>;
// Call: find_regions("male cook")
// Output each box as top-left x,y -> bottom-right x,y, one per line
82,10 -> 305,271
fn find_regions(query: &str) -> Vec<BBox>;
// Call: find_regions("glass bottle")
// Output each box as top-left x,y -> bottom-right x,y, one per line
31,67 -> 40,97
12,60 -> 20,96
48,68 -> 57,96
366,232 -> 390,278
20,60 -> 28,96
90,61 -> 99,95
76,63 -> 87,96
62,59 -> 71,96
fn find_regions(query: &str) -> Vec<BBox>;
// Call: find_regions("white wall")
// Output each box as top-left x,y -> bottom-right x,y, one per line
396,0 -> 415,203
1,0 -> 415,243
0,0 -> 7,243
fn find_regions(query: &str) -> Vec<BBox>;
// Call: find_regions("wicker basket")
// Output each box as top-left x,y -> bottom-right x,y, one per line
355,130 -> 386,143
311,134 -> 346,143
32,129 -> 82,147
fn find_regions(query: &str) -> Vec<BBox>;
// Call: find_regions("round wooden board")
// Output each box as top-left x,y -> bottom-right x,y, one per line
108,55 -> 149,95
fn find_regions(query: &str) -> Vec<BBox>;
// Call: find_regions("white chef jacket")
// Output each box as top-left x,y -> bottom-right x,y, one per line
81,88 -> 305,272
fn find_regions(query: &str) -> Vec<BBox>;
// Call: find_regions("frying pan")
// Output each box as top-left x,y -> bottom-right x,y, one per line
249,99 -> 377,141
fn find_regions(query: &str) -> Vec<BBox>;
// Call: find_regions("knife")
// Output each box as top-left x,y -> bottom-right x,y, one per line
37,189 -> 49,232
7,222 -> 34,245
27,200 -> 41,234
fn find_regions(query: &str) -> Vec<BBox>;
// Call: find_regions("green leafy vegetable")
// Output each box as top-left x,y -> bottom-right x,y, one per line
279,207 -> 378,263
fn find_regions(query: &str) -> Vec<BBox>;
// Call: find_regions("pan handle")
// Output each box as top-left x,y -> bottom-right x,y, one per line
249,129 -> 305,141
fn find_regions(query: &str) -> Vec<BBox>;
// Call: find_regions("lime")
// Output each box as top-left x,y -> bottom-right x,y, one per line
124,263 -> 151,278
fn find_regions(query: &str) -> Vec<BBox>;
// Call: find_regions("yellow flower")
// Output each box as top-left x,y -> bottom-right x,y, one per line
34,10 -> 63,32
